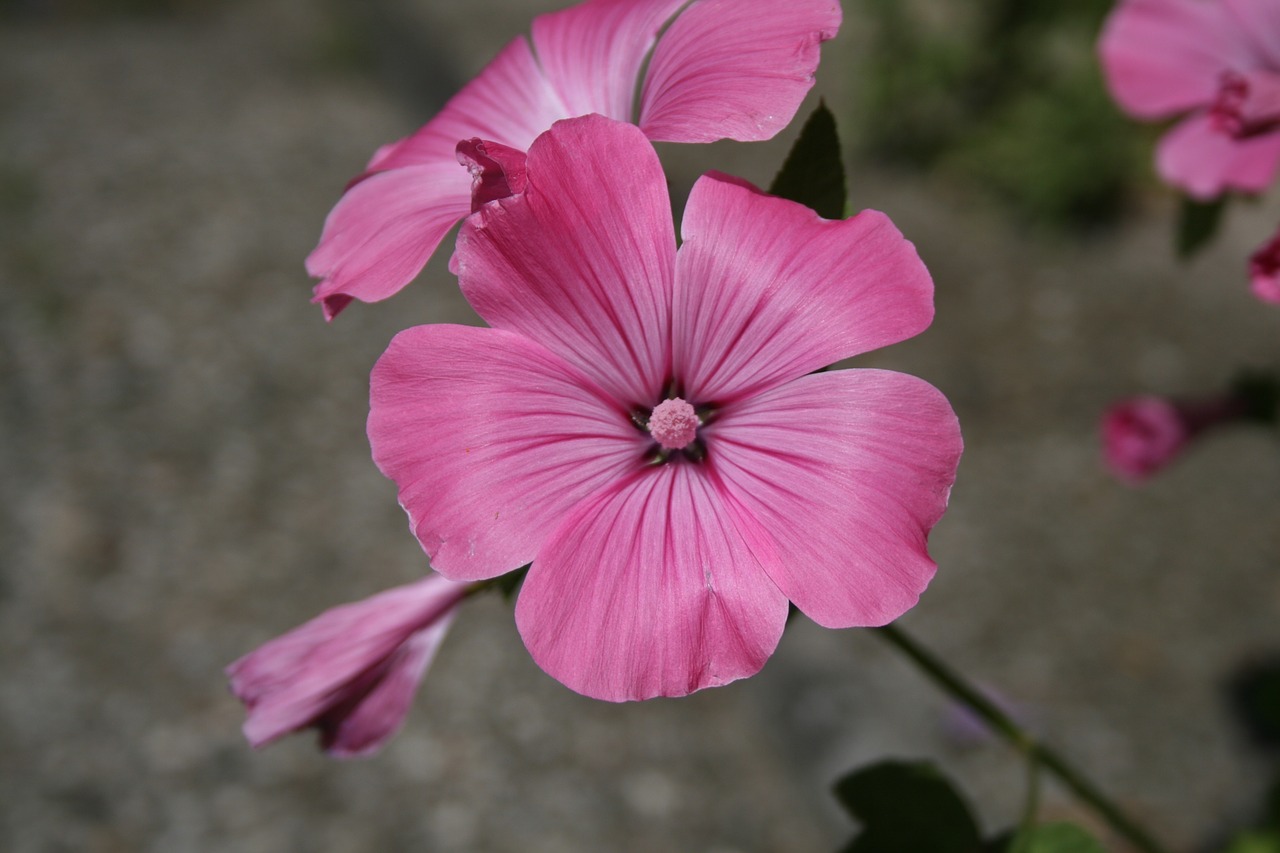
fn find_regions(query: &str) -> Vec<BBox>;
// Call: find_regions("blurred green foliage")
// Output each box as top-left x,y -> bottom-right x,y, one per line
854,0 -> 1151,231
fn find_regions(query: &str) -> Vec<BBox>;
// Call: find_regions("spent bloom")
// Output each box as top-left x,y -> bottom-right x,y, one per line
368,115 -> 962,702
307,0 -> 841,319
225,574 -> 468,757
1099,0 -> 1280,199
1101,393 -> 1247,483
1249,225 -> 1280,303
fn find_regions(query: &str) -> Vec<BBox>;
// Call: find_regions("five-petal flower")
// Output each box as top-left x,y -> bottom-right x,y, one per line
1099,0 -> 1280,199
307,0 -> 842,319
367,115 -> 962,701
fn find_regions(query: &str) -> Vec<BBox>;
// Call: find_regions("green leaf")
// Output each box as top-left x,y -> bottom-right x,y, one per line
1221,829 -> 1280,853
834,760 -> 984,853
1011,822 -> 1108,853
768,101 -> 847,219
1176,195 -> 1228,259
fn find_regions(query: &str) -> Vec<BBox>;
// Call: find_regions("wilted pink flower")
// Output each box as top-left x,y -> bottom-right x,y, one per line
368,115 -> 962,701
226,574 -> 468,757
1249,225 -> 1280,302
1099,0 -> 1280,199
1102,394 -> 1246,483
307,0 -> 842,319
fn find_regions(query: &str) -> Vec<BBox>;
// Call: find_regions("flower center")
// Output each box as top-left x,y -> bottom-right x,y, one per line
1210,70 -> 1280,139
648,397 -> 699,450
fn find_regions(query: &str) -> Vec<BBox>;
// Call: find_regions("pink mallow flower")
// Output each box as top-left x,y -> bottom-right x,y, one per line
1102,394 -> 1247,483
1099,0 -> 1280,199
367,115 -> 963,702
307,0 -> 842,320
225,574 -> 468,757
1249,225 -> 1280,302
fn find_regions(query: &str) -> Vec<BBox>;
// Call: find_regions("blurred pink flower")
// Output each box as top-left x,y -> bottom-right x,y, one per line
307,0 -> 842,320
1099,0 -> 1280,199
1102,394 -> 1245,483
1249,226 -> 1280,302
368,116 -> 962,702
226,574 -> 468,758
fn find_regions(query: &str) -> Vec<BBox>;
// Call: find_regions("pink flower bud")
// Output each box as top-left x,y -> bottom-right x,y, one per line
226,574 -> 469,758
1249,227 -> 1280,305
1101,394 -> 1246,484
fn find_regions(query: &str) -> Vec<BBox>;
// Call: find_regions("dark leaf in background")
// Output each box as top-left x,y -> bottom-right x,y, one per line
769,101 -> 847,220
834,759 -> 984,853
1176,196 -> 1228,259
1227,657 -> 1280,751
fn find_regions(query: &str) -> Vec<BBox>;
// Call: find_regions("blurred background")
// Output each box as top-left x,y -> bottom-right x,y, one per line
2,0 -> 1279,850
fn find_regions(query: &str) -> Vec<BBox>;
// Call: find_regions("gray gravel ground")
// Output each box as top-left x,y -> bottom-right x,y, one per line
2,1 -> 1279,851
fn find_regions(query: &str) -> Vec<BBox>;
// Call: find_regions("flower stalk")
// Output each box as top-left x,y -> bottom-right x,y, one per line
873,623 -> 1171,853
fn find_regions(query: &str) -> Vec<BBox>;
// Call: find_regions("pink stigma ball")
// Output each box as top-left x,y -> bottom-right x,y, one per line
648,398 -> 699,450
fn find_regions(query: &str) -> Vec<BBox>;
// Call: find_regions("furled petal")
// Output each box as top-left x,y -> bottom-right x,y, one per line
1249,225 -> 1280,303
531,0 -> 687,122
307,163 -> 471,320
1100,396 -> 1192,484
454,115 -> 675,408
673,173 -> 933,405
639,0 -> 841,142
225,574 -> 467,756
515,464 -> 788,702
709,370 -> 961,629
1156,112 -> 1280,197
1224,0 -> 1280,69
1098,0 -> 1245,118
307,38 -> 567,317
368,323 -> 645,579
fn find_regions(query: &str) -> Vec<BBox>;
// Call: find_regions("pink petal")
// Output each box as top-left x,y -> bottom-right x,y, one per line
361,37 -> 566,173
318,617 -> 454,758
307,37 -> 567,317
709,370 -> 961,628
1098,0 -> 1243,118
1156,112 -> 1280,197
673,173 -> 934,404
454,115 -> 675,408
515,464 -> 788,702
530,0 -> 687,122
226,575 -> 467,753
307,163 -> 471,320
368,323 -> 646,580
1100,396 -> 1191,484
1224,0 -> 1280,68
639,0 -> 842,142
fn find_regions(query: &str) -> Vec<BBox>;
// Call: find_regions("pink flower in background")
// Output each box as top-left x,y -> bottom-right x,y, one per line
1249,226 -> 1280,302
368,115 -> 962,702
307,0 -> 842,320
1099,0 -> 1280,199
1101,394 -> 1246,483
226,574 -> 468,757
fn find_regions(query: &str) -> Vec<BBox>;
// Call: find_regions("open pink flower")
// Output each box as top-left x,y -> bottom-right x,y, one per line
1099,0 -> 1280,199
1249,225 -> 1280,302
225,574 -> 468,757
368,115 -> 962,702
307,0 -> 842,320
1101,393 -> 1247,483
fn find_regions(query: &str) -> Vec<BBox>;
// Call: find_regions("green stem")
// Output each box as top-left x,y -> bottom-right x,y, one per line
873,623 -> 1171,853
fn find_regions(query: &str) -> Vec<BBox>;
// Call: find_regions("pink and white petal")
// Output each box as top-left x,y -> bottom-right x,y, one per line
531,0 -> 687,123
364,37 -> 567,174
455,115 -> 675,408
319,615 -> 455,758
1224,0 -> 1280,69
709,370 -> 961,629
515,464 -> 788,702
1098,0 -> 1244,119
639,0 -> 841,142
368,323 -> 646,580
673,173 -> 933,405
1156,113 -> 1280,197
306,163 -> 472,319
